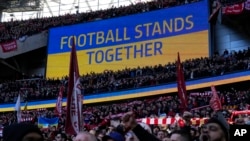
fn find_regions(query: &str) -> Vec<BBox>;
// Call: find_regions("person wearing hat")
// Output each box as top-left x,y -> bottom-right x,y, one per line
181,111 -> 193,133
108,131 -> 125,141
3,123 -> 43,141
200,111 -> 229,141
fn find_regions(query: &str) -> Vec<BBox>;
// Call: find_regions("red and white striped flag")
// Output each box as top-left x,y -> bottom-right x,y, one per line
65,37 -> 83,135
55,86 -> 64,117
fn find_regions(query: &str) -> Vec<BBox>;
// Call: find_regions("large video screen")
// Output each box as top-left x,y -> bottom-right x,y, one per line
46,1 -> 209,78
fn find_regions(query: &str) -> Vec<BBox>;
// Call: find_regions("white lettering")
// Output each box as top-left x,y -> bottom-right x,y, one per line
234,129 -> 247,136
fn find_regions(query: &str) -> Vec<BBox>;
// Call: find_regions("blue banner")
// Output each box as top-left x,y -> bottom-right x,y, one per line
48,0 -> 209,54
46,0 -> 210,78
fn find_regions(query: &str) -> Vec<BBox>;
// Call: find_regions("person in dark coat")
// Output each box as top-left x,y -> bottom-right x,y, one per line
3,123 -> 43,141
122,112 -> 161,141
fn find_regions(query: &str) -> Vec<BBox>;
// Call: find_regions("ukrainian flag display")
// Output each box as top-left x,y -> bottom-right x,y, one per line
38,117 -> 59,129
46,0 -> 209,78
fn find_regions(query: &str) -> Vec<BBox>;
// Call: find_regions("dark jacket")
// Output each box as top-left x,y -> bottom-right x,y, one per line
132,124 -> 160,141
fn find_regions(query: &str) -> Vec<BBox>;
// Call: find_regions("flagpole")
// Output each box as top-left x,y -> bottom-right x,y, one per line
176,52 -> 188,111
15,94 -> 22,123
65,37 -> 83,135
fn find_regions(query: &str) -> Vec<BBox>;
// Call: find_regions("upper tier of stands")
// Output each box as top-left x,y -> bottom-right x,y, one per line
0,0 -> 199,43
0,48 -> 249,104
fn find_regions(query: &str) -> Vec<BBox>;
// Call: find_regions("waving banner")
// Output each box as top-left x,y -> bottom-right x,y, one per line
65,38 -> 83,135
222,2 -> 244,14
0,40 -> 17,53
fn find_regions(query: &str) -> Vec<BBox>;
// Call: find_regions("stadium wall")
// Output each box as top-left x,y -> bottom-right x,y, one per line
215,23 -> 250,54
0,31 -> 47,59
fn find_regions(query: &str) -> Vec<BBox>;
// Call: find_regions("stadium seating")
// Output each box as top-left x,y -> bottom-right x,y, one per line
0,48 -> 249,104
0,0 -> 199,43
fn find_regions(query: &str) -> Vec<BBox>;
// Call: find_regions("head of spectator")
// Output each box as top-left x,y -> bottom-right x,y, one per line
152,126 -> 160,135
108,131 -> 125,141
102,135 -> 114,141
55,132 -> 67,141
168,124 -> 177,134
51,126 -> 57,132
234,118 -> 245,125
89,130 -> 96,136
3,123 -> 43,141
157,130 -> 165,140
107,126 -> 115,135
96,132 -> 104,141
245,116 -> 250,125
75,132 -> 97,141
162,137 -> 171,141
121,112 -> 137,132
138,122 -> 152,134
200,113 -> 229,141
190,127 -> 196,137
116,124 -> 126,135
190,127 -> 200,141
170,129 -> 192,141
183,111 -> 193,125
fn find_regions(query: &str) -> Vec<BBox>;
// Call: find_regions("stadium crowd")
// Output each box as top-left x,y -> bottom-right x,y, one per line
1,0 -> 250,140
0,85 -> 250,141
0,0 -> 198,43
0,48 -> 250,104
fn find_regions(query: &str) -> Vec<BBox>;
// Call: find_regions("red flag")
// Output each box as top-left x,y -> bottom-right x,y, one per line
65,37 -> 83,135
176,52 -> 188,110
55,86 -> 64,117
210,85 -> 222,111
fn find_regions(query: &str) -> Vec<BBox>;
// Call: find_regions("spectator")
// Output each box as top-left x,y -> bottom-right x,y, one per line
55,132 -> 67,141
0,0 -> 199,43
200,112 -> 229,141
2,123 -> 43,141
75,132 -> 97,141
157,130 -> 165,140
170,129 -> 192,141
122,112 -> 160,141
0,48 -> 250,103
108,131 -> 125,141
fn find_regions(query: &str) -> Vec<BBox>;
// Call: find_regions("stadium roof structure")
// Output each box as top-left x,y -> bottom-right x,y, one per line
0,0 -> 151,22
0,0 -> 42,12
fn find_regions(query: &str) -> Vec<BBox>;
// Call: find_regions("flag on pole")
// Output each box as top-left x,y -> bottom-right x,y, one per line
65,37 -> 83,135
15,94 -> 22,123
55,86 -> 64,117
209,0 -> 221,25
210,85 -> 222,111
23,101 -> 28,111
176,52 -> 188,110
